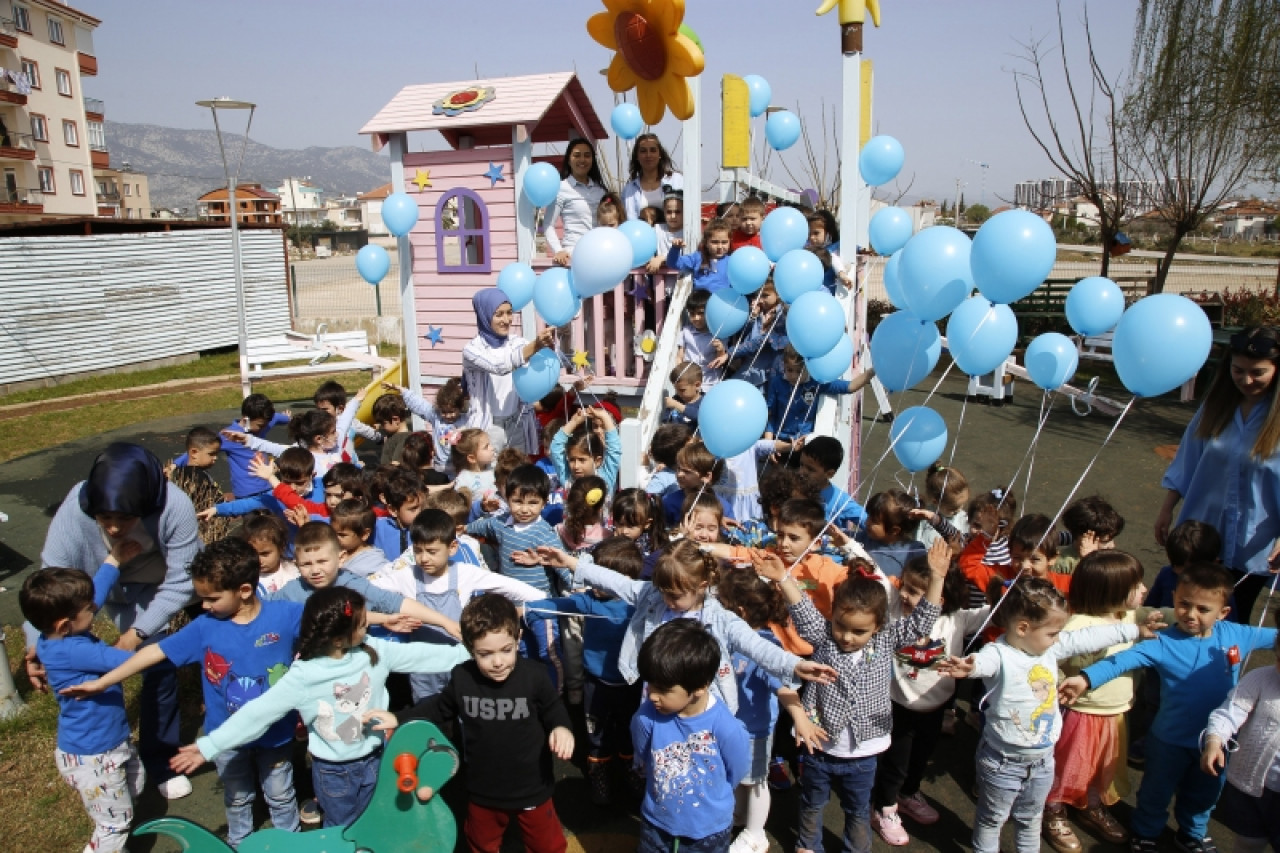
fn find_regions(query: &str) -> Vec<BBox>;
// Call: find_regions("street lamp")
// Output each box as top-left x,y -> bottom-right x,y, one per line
196,96 -> 256,397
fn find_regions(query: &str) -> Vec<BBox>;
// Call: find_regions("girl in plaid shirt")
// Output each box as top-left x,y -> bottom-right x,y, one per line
751,541 -> 948,853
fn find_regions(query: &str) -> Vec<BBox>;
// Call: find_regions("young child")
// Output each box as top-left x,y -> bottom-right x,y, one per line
201,447 -> 322,540
466,464 -> 568,596
193,393 -> 289,498
680,490 -> 726,545
959,488 -> 1018,606
668,217 -> 733,294
557,475 -> 609,554
717,436 -> 796,523
400,432 -> 445,485
806,210 -> 849,292
961,510 -> 1071,603
169,587 -> 470,828
644,421 -> 692,497
371,393 -> 412,465
856,489 -> 928,580
452,427 -> 497,497
1055,495 -> 1125,575
549,405 -> 622,496
313,380 -> 382,462
22,566 -> 143,853
389,377 -> 471,475
240,511 -> 299,596
374,467 -> 427,559
914,463 -> 971,550
750,543 -> 948,853
731,278 -> 789,388
611,488 -> 669,579
677,290 -> 728,388
168,426 -> 234,544
664,361 -> 704,426
718,200 -> 742,234
331,498 -> 387,576
1059,562 -> 1278,853
662,439 -> 728,526
939,578 -> 1153,853
632,619 -> 752,853
731,196 -> 766,251
229,405 -> 356,481
424,487 -> 488,568
1146,519 -> 1223,608
648,189 -> 684,271
65,539 -> 305,847
322,462 -> 367,510
596,191 -> 622,227
765,346 -> 871,441
372,594 -> 574,853
799,436 -> 867,529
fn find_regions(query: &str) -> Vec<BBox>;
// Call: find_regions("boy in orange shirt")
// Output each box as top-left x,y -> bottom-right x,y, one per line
961,513 -> 1074,609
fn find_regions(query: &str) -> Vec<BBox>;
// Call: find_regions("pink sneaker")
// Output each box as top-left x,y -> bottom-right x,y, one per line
897,792 -> 940,825
872,807 -> 910,846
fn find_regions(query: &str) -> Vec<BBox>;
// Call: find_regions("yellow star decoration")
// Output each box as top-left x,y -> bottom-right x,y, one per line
572,350 -> 591,370
411,169 -> 432,192
586,0 -> 705,125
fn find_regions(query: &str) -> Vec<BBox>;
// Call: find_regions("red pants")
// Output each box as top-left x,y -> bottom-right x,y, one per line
464,798 -> 567,853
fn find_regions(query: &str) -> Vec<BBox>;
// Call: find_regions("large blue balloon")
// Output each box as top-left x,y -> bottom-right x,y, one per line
945,296 -> 1019,376
882,251 -> 907,309
869,207 -> 913,255
355,244 -> 390,285
971,210 -> 1057,304
618,219 -> 657,268
571,227 -> 635,297
760,207 -> 808,262
870,310 -> 941,391
497,262 -> 536,310
898,226 -> 973,322
699,380 -> 768,458
533,267 -> 580,326
859,136 -> 905,187
1025,332 -> 1080,391
523,162 -> 561,208
743,74 -> 772,118
728,246 -> 771,294
707,290 -> 751,338
610,103 -> 643,140
381,192 -> 420,237
787,290 -> 845,358
805,333 -> 854,383
1113,294 -> 1212,397
890,406 -> 948,472
774,249 -> 825,303
513,348 -> 562,404
765,110 -> 801,151
1066,276 -> 1126,336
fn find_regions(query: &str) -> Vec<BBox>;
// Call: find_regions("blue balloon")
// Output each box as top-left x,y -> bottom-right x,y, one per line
1025,332 -> 1080,391
496,262 -> 536,311
381,192 -> 420,237
355,244 -> 390,285
760,207 -> 808,262
870,310 -> 941,391
1113,294 -> 1212,397
882,251 -> 907,309
610,103 -> 643,140
971,210 -> 1057,304
513,348 -> 562,404
533,267 -> 580,326
743,74 -> 772,117
523,162 -> 561,208
945,296 -> 1019,377
571,227 -> 635,297
774,249 -> 825,303
890,406 -> 948,472
805,333 -> 854,383
898,226 -> 973,322
787,290 -> 845,358
859,135 -> 905,186
1066,276 -> 1126,336
707,290 -> 751,338
618,219 -> 657,268
699,379 -> 768,458
728,246 -> 771,294
869,207 -> 913,256
765,110 -> 801,151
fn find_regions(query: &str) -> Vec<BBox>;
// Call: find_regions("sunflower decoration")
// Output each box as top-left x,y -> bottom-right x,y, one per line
432,86 -> 497,118
587,0 -> 705,125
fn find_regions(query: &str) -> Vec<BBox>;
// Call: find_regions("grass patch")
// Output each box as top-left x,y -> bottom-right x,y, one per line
0,349 -> 243,406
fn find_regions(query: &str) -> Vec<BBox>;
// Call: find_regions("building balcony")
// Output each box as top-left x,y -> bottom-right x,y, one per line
90,148 -> 109,168
0,74 -> 26,105
97,187 -> 120,202
0,17 -> 16,49
83,96 -> 103,120
77,51 -> 97,76
0,131 -> 36,161
0,186 -> 44,212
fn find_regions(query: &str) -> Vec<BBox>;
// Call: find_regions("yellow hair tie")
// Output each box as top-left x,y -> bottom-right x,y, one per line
586,488 -> 604,507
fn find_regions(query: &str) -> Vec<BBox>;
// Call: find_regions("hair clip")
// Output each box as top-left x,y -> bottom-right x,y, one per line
851,565 -> 879,581
343,600 -> 352,617
585,487 -> 604,507
991,488 -> 1004,500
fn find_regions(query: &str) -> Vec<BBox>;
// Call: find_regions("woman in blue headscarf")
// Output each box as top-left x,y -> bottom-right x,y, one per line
462,288 -> 558,454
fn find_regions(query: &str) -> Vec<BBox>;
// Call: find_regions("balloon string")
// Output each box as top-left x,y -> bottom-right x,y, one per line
1223,571 -> 1280,707
997,390 -> 1056,516
932,393 -> 969,518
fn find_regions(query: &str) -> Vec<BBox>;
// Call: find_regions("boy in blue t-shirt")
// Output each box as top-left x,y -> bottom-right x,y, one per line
799,436 -> 866,529
65,538 -> 305,848
175,393 -> 290,498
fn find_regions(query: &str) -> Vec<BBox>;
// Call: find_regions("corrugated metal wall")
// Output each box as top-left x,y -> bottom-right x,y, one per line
0,229 -> 290,385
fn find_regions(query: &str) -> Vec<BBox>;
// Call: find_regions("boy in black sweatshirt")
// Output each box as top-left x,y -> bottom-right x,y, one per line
371,594 -> 573,853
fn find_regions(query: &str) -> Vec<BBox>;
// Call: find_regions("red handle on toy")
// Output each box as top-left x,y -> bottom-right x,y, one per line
394,753 -> 419,793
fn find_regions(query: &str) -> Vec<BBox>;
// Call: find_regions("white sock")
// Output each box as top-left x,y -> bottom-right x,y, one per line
742,780 -> 771,837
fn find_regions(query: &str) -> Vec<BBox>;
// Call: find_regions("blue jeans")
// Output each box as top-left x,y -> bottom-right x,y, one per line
797,751 -> 876,853
311,750 -> 380,828
1131,734 -> 1226,841
213,743 -> 299,847
637,820 -> 730,853
972,741 -> 1054,853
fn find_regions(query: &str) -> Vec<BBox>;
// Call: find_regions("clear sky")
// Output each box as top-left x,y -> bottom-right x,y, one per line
73,0 -> 1140,205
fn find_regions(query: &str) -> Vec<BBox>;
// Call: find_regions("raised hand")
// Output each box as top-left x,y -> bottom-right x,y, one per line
220,429 -> 249,445
283,504 -> 310,528
936,655 -> 975,679
170,744 -> 207,776
794,661 -> 838,684
750,549 -> 788,582
510,548 -> 541,567
534,545 -> 576,570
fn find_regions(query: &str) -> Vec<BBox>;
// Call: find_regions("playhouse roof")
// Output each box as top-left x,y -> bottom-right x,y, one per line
359,72 -> 608,151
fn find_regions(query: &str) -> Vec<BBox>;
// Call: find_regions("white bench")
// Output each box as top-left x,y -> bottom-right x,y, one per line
1078,332 -> 1115,363
243,328 -> 385,385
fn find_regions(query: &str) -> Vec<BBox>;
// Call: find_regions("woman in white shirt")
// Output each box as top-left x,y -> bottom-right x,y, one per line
543,139 -> 608,266
621,133 -> 683,222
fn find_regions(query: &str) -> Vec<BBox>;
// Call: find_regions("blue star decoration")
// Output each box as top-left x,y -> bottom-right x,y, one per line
424,326 -> 444,348
628,276 -> 649,301
483,163 -> 505,186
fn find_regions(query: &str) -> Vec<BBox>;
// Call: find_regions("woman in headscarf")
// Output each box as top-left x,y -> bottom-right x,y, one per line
462,288 -> 558,455
27,442 -> 199,798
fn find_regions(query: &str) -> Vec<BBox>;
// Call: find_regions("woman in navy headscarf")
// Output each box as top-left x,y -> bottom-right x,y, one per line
461,288 -> 558,455
28,442 -> 199,798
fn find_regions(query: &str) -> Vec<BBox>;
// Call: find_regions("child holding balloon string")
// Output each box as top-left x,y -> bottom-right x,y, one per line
764,346 -> 874,442
675,289 -> 729,389
667,216 -> 733,294
731,277 -> 790,389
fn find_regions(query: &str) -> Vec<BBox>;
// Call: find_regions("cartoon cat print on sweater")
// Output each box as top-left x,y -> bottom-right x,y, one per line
226,675 -> 267,713
313,672 -> 373,744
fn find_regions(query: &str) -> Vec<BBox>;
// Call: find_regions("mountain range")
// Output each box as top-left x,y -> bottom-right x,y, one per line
105,121 -> 393,213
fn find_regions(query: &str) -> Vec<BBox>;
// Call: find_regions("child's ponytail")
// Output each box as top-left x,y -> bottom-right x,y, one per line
611,488 -> 671,551
289,408 -> 337,449
295,587 -> 378,665
563,475 -> 608,549
653,539 -> 720,597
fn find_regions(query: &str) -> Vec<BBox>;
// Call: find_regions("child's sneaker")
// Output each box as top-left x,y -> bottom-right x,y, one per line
1043,805 -> 1082,853
897,792 -> 939,825
1129,838 -> 1159,853
1173,832 -> 1219,853
871,807 -> 910,846
766,756 -> 793,790
728,829 -> 770,853
157,775 -> 192,800
299,798 -> 323,826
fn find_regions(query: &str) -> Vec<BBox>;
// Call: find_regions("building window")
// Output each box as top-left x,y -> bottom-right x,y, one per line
87,120 -> 105,150
37,166 -> 54,194
20,59 -> 39,89
47,16 -> 63,44
55,69 -> 71,97
69,169 -> 84,195
12,5 -> 29,33
62,120 -> 77,146
124,183 -> 131,197
435,188 -> 490,273
29,114 -> 46,142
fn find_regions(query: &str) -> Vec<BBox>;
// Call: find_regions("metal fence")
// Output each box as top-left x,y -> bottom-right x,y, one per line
290,254 -> 402,320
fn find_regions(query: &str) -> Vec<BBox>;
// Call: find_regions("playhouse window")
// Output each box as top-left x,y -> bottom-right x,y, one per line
435,188 -> 490,273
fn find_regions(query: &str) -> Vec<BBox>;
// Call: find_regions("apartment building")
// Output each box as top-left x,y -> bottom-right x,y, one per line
93,163 -> 151,218
196,183 -> 282,225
